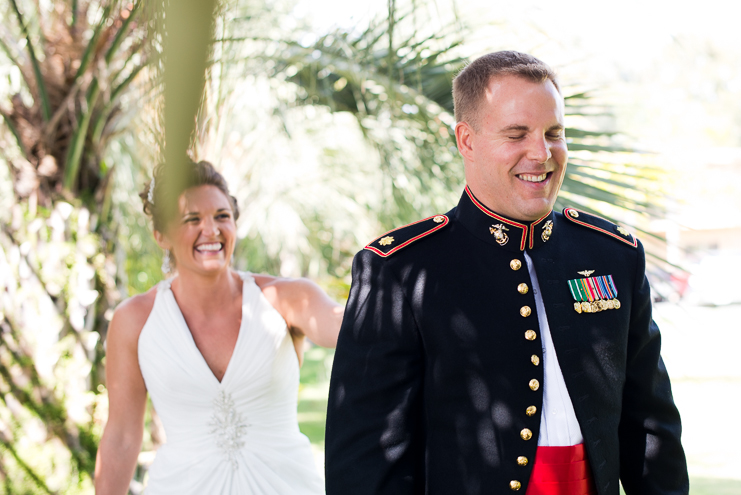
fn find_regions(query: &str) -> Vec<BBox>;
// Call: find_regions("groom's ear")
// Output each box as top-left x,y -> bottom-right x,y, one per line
455,121 -> 475,162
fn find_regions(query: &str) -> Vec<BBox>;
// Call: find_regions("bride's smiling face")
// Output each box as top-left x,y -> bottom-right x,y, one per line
155,185 -> 237,276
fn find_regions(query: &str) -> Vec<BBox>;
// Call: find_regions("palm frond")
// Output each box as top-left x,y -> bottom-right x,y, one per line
74,4 -> 111,80
0,1 -> 150,488
105,0 -> 142,64
8,0 -> 51,120
0,107 -> 26,154
63,79 -> 101,190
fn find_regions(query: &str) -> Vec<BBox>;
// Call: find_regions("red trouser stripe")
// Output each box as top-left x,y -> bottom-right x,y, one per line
525,444 -> 597,495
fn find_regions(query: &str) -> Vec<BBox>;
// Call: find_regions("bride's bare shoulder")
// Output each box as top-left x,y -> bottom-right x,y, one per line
252,273 -> 277,286
251,273 -> 281,301
251,274 -> 308,297
250,274 -> 325,312
109,287 -> 158,343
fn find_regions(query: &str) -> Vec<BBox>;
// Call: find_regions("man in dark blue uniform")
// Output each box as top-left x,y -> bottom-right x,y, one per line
325,51 -> 688,495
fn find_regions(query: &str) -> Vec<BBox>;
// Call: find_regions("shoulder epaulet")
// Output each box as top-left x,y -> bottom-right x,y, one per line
563,208 -> 637,248
364,215 -> 450,257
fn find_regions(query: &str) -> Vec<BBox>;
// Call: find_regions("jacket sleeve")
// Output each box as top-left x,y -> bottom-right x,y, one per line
619,241 -> 689,494
325,250 -> 425,495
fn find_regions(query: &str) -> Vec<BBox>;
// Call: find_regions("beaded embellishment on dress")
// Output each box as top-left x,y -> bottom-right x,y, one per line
209,389 -> 249,468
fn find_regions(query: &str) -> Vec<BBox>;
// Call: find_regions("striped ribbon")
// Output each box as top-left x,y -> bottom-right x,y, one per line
568,275 -> 617,302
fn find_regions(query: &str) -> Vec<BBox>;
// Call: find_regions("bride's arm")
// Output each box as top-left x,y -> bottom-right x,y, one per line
258,276 -> 344,349
287,279 -> 344,348
95,292 -> 153,495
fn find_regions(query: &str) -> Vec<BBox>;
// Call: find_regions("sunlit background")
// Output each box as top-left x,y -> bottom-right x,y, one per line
0,0 -> 739,493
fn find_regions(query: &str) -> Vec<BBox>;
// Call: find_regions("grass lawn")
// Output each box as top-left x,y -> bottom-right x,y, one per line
299,346 -> 741,494
620,478 -> 741,495
298,346 -> 335,450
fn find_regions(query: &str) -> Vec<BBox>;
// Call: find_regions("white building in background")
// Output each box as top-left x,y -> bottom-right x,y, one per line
644,147 -> 741,305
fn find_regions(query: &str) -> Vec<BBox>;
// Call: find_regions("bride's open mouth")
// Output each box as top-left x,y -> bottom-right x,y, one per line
195,242 -> 224,254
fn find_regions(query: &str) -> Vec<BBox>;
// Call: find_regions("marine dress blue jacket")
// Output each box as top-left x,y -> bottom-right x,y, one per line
325,187 -> 688,495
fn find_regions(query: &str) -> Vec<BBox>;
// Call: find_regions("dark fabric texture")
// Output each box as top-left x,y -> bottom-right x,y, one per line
325,189 -> 688,495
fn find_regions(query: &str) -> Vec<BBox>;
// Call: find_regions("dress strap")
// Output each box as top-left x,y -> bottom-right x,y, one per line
156,277 -> 174,293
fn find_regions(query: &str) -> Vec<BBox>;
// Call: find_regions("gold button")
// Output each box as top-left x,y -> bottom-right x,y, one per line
510,480 -> 522,491
529,379 -> 540,391
531,355 -> 540,366
520,428 -> 533,441
433,215 -> 445,223
526,405 -> 537,416
517,456 -> 528,466
517,283 -> 529,294
510,259 -> 522,271
524,330 -> 537,341
569,209 -> 579,218
520,306 -> 531,317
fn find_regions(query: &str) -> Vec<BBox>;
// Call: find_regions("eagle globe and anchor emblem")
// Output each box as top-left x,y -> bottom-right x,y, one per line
489,224 -> 510,246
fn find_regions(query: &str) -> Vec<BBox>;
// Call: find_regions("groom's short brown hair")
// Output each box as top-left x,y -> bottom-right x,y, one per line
453,51 -> 559,129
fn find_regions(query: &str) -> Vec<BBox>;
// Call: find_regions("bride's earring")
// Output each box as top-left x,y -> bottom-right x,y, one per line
162,249 -> 171,274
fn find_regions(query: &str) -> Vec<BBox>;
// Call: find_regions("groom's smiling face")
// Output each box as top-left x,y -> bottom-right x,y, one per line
456,75 -> 568,221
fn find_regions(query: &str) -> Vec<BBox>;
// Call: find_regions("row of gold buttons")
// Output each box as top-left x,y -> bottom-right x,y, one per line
510,258 -> 540,491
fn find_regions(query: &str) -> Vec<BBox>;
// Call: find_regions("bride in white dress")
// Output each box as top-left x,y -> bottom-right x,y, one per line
94,161 -> 342,494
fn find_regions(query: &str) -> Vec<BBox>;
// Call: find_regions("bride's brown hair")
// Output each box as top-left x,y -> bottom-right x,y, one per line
140,160 -> 240,233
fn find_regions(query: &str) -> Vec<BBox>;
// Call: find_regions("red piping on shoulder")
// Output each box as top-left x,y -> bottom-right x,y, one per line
564,208 -> 638,247
364,215 -> 450,258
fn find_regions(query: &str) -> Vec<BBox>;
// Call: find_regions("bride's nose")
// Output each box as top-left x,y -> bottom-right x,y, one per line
202,217 -> 221,237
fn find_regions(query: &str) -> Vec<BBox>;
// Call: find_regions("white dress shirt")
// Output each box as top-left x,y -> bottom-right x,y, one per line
524,251 -> 584,446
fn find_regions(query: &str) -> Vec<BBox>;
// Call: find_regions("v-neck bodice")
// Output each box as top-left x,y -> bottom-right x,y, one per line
161,275 -> 247,385
137,271 -> 324,494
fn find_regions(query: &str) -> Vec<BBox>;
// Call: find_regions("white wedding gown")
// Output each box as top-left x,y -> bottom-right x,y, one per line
137,272 -> 325,494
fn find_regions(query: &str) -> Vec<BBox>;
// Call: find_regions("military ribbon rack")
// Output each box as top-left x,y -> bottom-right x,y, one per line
567,275 -> 621,314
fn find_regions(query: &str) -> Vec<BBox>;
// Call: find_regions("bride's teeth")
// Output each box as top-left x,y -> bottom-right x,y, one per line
197,243 -> 222,252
